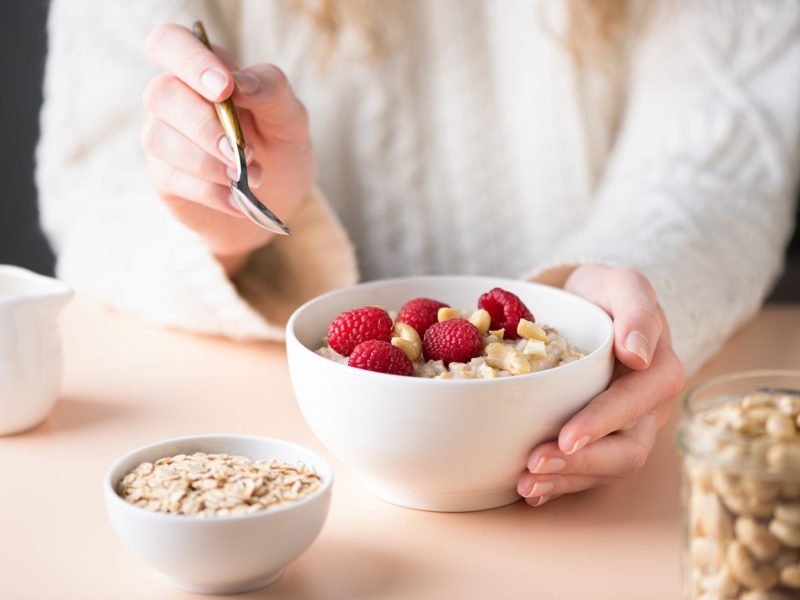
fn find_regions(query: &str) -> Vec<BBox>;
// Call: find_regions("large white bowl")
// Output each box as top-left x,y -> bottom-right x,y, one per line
286,276 -> 614,512
104,434 -> 333,594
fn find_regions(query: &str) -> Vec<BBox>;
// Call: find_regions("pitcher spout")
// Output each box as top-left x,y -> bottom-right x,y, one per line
0,265 -> 73,312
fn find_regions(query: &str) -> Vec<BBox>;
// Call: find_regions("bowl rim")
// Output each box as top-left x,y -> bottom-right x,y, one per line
103,433 -> 334,523
285,275 -> 614,385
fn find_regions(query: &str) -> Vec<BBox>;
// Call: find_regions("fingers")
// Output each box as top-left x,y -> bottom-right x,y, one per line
566,266 -> 663,369
147,156 -> 242,218
557,341 -> 684,455
517,475 -> 609,502
145,24 -> 234,101
141,117 -> 228,185
518,414 -> 659,505
143,73 -> 242,167
141,117 -> 264,188
230,64 -> 310,140
526,413 -> 659,478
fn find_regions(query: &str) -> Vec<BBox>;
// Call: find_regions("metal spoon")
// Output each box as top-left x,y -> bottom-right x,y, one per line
192,21 -> 290,236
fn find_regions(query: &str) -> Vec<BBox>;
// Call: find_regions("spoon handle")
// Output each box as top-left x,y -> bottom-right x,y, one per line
192,20 -> 245,150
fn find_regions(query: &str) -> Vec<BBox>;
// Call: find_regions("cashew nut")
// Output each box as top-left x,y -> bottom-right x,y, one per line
484,342 -> 530,375
740,591 -> 795,600
468,309 -> 491,335
780,563 -> 800,588
735,517 -> 781,561
717,442 -> 747,465
437,307 -> 460,322
742,392 -> 775,410
767,443 -> 800,472
488,328 -> 505,340
690,537 -> 722,570
741,476 -> 782,503
697,565 -> 738,597
516,318 -> 548,342
775,503 -> 800,526
727,541 -> 779,591
767,412 -> 797,439
768,518 -> 800,548
522,339 -> 547,358
390,322 -> 422,361
691,490 -> 732,542
777,394 -> 800,416
712,471 -> 775,518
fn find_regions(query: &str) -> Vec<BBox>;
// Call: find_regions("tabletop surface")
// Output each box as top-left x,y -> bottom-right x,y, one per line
1,298 -> 799,600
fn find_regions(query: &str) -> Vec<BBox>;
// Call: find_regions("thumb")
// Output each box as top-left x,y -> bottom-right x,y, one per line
230,64 -> 308,139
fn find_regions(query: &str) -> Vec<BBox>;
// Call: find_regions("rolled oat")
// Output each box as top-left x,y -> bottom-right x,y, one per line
117,452 -> 322,517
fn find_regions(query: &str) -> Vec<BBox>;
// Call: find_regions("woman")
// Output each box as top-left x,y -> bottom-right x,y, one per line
36,0 -> 800,506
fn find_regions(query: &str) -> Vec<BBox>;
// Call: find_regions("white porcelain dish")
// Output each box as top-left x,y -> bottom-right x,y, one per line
104,434 -> 333,594
0,265 -> 72,435
286,276 -> 614,512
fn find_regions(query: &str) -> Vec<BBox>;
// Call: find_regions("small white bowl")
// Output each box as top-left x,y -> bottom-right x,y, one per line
104,434 -> 333,594
286,276 -> 614,512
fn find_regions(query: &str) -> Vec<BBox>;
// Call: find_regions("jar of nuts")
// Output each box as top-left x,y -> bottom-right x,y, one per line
678,371 -> 800,600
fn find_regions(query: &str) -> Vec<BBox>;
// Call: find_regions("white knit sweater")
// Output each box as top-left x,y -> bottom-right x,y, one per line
37,0 -> 800,373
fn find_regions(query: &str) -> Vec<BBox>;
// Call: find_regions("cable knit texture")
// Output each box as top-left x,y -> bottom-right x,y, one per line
37,0 -> 799,373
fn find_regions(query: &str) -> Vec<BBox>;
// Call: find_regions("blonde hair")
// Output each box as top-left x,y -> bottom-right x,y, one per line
288,0 -> 631,69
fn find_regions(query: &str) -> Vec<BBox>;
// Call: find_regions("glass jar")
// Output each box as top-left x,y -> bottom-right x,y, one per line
677,370 -> 800,600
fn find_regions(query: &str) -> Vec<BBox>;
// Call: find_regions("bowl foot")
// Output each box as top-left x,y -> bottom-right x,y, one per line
162,570 -> 283,595
364,480 -> 521,512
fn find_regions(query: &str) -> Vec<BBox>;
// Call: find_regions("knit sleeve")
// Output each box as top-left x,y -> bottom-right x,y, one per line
528,1 -> 800,374
36,0 -> 357,340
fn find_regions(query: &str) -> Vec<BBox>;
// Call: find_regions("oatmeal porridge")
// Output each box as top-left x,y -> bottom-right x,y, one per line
316,288 -> 586,378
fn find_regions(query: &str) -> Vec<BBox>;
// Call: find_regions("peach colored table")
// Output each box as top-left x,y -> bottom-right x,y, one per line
1,299 -> 799,600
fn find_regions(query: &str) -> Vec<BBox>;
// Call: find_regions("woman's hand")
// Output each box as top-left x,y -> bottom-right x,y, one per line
142,24 -> 315,273
517,265 -> 685,506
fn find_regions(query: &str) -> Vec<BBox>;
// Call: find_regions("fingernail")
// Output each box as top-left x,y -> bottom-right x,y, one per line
225,166 -> 238,181
532,456 -> 566,475
566,435 -> 591,455
248,162 -> 264,188
528,481 -> 554,498
200,69 -> 228,97
244,146 -> 254,162
624,330 -> 650,365
218,137 -> 234,160
233,71 -> 260,94
532,495 -> 551,507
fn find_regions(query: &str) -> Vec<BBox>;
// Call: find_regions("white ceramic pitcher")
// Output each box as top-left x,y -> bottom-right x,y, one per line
0,266 -> 73,435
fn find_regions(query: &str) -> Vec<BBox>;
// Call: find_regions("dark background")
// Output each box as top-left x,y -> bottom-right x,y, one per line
1,1 -> 798,300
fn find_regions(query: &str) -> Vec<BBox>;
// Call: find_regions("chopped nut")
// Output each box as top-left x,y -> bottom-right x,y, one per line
484,342 -> 531,376
391,322 -> 422,361
517,318 -> 548,342
437,307 -> 460,322
468,309 -> 491,335
488,328 -> 505,340
522,339 -> 547,358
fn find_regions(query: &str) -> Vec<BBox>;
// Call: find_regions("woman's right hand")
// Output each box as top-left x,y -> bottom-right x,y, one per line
142,24 -> 316,271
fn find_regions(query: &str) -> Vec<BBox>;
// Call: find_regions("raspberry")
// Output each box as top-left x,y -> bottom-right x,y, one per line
422,318 -> 484,366
348,340 -> 414,376
396,297 -> 449,337
327,306 -> 393,356
477,288 -> 534,340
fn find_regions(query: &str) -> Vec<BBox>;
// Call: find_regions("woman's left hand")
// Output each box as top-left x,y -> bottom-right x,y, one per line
517,264 -> 685,507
